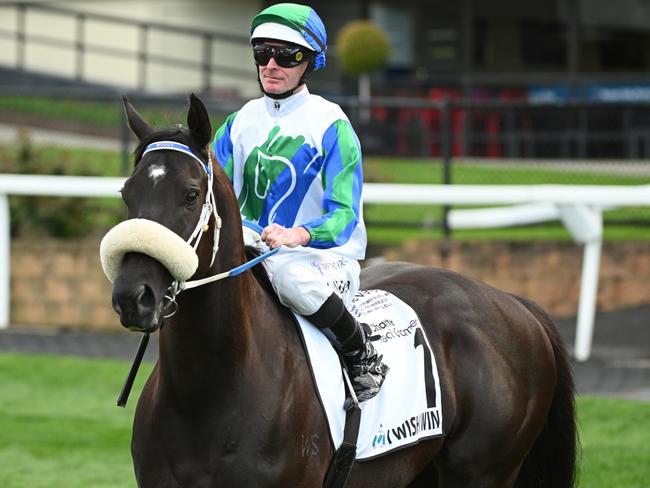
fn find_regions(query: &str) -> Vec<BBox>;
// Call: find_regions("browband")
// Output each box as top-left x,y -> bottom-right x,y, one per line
143,141 -> 211,175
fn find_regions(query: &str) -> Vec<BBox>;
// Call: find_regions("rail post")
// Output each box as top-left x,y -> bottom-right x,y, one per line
558,204 -> 603,361
202,34 -> 213,93
441,96 -> 452,238
0,194 -> 10,328
75,13 -> 86,81
574,238 -> 603,361
120,101 -> 130,174
16,3 -> 26,70
138,24 -> 149,90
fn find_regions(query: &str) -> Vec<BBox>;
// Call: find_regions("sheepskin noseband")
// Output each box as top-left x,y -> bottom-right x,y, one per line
100,218 -> 199,283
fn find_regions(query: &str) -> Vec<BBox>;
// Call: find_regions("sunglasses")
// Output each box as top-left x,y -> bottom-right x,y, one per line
253,44 -> 309,68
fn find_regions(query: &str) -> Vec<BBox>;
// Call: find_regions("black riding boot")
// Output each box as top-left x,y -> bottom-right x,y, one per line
307,294 -> 389,405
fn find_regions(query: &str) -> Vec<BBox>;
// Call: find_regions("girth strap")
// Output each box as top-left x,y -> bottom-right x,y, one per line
323,369 -> 362,488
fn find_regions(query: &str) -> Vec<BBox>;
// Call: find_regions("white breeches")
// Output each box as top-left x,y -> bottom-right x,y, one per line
262,247 -> 361,316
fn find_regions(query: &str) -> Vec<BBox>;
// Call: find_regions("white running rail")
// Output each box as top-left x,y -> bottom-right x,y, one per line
2,173 -> 649,361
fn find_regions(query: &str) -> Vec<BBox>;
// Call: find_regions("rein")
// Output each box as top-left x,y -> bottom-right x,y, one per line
163,220 -> 280,317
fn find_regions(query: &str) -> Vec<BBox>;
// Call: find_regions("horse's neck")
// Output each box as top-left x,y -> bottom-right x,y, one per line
156,179 -> 293,398
156,243 -> 282,398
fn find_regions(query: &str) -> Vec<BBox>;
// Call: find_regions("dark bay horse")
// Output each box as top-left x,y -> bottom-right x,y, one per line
109,94 -> 577,487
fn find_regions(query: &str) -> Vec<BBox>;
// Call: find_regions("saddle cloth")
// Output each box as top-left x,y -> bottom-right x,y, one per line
295,289 -> 444,460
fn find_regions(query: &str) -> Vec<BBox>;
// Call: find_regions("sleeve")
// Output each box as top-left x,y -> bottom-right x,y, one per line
211,111 -> 238,180
302,118 -> 363,249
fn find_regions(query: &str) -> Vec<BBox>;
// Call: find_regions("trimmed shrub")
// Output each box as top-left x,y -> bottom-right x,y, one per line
0,132 -> 124,238
335,20 -> 390,75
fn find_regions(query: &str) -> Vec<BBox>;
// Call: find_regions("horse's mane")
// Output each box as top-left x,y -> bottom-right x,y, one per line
244,246 -> 276,297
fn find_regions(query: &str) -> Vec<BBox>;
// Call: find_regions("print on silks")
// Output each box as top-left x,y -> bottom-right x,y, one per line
238,126 -> 319,225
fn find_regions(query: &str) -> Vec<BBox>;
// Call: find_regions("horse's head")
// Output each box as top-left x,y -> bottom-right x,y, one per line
103,94 -> 218,333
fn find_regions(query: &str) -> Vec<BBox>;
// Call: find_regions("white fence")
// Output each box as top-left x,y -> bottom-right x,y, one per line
2,174 -> 650,361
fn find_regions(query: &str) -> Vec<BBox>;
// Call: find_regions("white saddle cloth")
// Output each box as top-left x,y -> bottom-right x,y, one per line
295,289 -> 444,460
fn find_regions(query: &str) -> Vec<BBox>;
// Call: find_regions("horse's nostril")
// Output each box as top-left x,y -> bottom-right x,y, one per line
112,296 -> 123,316
135,284 -> 157,317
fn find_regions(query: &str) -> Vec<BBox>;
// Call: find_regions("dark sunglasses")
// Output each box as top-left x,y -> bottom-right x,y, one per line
253,44 -> 309,68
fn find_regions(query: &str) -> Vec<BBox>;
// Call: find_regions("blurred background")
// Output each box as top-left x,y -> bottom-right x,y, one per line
0,1 -> 648,486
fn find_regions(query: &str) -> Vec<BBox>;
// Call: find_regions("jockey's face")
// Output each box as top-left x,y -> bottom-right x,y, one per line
257,41 -> 308,95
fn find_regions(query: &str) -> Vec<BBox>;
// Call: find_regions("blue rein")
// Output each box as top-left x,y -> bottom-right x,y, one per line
229,220 -> 281,277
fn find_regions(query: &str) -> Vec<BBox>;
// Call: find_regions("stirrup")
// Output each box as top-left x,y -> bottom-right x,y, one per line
343,341 -> 389,408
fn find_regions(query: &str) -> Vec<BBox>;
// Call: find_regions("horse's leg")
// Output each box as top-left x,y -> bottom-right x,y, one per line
430,318 -> 555,488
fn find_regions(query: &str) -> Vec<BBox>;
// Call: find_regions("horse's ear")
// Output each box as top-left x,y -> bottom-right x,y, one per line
187,93 -> 212,148
122,95 -> 153,141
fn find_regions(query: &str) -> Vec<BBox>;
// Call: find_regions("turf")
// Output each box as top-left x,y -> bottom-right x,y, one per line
0,353 -> 151,487
577,396 -> 650,487
0,352 -> 648,486
0,96 -> 225,131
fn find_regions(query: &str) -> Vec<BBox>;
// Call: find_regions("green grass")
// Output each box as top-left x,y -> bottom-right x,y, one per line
0,96 -> 126,128
0,143 -> 125,176
0,353 -> 152,487
0,352 -> 648,486
0,96 -> 224,131
364,157 -> 650,186
577,396 -> 650,487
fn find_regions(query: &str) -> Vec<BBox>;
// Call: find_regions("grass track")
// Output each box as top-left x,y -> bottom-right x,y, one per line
0,353 -> 648,487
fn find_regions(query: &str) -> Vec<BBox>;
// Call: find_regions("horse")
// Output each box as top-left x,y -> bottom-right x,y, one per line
107,94 -> 577,487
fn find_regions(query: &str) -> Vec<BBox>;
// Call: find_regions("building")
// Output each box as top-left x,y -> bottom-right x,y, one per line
2,0 -> 650,157
2,0 -> 650,102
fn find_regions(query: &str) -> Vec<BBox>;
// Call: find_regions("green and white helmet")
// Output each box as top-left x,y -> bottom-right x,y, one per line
250,3 -> 327,70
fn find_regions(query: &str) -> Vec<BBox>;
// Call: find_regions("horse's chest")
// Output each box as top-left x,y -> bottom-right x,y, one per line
133,411 -> 324,488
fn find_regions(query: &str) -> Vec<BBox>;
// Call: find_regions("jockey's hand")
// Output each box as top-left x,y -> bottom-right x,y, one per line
261,224 -> 311,249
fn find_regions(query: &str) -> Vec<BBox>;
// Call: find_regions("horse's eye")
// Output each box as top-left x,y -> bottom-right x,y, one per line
185,189 -> 200,204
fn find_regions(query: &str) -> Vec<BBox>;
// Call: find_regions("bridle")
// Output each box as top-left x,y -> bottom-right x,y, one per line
142,140 -> 222,266
113,139 -> 279,407
139,140 -> 279,317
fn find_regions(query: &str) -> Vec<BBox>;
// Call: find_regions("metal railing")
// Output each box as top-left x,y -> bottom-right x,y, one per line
335,96 -> 650,160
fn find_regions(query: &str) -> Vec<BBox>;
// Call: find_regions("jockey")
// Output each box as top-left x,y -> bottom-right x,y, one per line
212,3 -> 388,405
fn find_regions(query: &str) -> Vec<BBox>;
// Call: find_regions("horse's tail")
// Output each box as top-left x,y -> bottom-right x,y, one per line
512,295 -> 578,488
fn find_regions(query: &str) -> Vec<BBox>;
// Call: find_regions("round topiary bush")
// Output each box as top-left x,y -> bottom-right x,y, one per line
335,20 -> 390,75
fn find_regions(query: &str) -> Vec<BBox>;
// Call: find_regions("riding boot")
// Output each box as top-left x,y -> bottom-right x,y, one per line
306,294 -> 389,405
